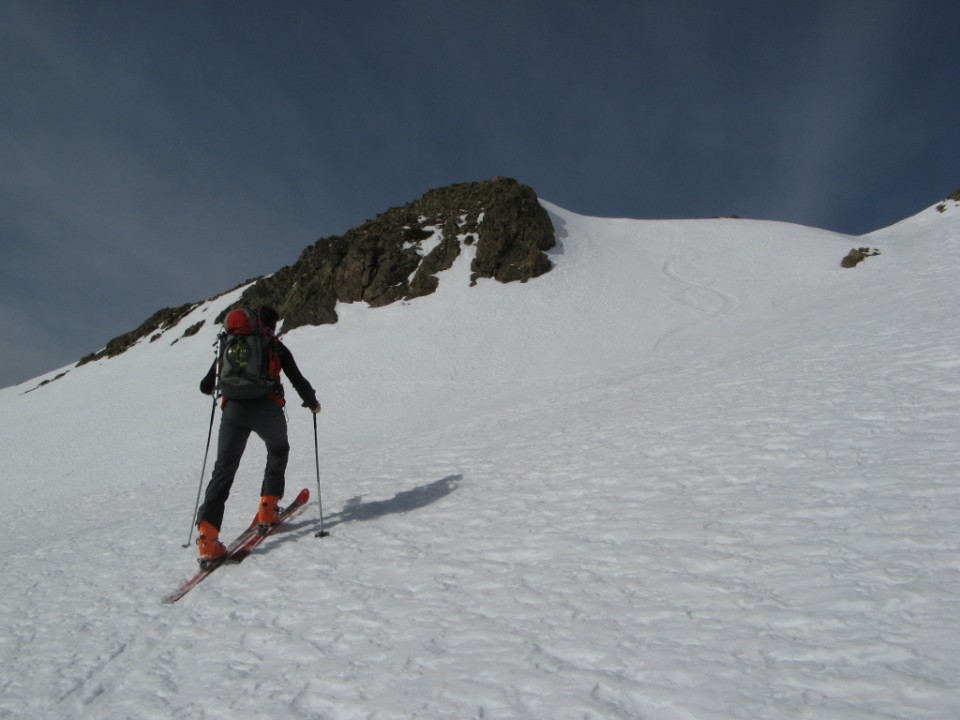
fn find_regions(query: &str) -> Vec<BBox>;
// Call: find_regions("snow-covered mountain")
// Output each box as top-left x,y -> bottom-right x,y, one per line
1,196 -> 958,719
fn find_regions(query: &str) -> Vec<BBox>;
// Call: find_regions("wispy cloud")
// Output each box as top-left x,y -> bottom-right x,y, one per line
762,3 -> 917,228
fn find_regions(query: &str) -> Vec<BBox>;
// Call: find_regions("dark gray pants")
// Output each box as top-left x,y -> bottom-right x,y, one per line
197,398 -> 290,530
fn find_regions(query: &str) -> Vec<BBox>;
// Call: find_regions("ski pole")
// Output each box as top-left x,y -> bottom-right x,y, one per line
183,393 -> 217,548
313,413 -> 330,538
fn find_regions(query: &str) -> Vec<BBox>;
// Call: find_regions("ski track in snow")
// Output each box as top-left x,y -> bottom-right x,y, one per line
1,202 -> 959,719
653,255 -> 742,356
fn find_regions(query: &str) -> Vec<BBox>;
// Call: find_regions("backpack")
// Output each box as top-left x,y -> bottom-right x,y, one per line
217,308 -> 283,400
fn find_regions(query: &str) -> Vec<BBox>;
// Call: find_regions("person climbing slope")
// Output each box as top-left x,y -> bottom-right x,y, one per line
195,305 -> 320,567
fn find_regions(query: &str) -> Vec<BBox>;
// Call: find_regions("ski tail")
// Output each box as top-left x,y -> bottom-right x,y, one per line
162,488 -> 310,604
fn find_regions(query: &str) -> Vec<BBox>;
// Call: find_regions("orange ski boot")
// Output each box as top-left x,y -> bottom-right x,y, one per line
197,521 -> 227,568
257,495 -> 281,536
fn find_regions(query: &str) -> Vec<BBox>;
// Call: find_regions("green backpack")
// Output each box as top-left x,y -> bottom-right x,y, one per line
217,308 -> 282,400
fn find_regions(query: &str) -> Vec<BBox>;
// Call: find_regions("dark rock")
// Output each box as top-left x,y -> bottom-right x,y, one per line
75,179 -> 555,363
220,177 -> 555,332
937,187 -> 960,212
78,302 -> 199,365
181,320 -> 205,338
841,247 -> 881,268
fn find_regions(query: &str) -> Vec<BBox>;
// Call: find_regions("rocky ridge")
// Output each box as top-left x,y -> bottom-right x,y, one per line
79,178 -> 555,364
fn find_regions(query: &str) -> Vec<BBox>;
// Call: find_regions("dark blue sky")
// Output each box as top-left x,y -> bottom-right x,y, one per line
2,0 -> 958,388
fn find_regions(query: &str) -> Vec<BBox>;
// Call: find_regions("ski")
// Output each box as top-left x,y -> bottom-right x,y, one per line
231,488 -> 311,562
162,487 -> 310,604
161,519 -> 258,604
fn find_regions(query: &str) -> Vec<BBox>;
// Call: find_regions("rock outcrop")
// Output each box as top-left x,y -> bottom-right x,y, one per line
840,247 -> 881,268
78,302 -> 199,364
220,177 -> 555,331
80,178 -> 555,364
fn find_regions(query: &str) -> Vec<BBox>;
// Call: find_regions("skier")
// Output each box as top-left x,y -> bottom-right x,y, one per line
195,305 -> 320,565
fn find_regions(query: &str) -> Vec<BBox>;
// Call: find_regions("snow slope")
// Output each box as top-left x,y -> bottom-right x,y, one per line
1,198 -> 958,719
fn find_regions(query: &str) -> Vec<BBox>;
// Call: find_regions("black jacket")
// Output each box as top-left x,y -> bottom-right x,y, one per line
200,339 -> 319,409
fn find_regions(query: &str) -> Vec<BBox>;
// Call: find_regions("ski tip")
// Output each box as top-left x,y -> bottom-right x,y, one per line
294,487 -> 310,503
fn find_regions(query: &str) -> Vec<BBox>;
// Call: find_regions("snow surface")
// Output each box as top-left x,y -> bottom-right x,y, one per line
1,199 -> 958,719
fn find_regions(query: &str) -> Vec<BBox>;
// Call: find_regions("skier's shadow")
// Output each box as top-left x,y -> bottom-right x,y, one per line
277,474 -> 462,538
325,473 -> 462,529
